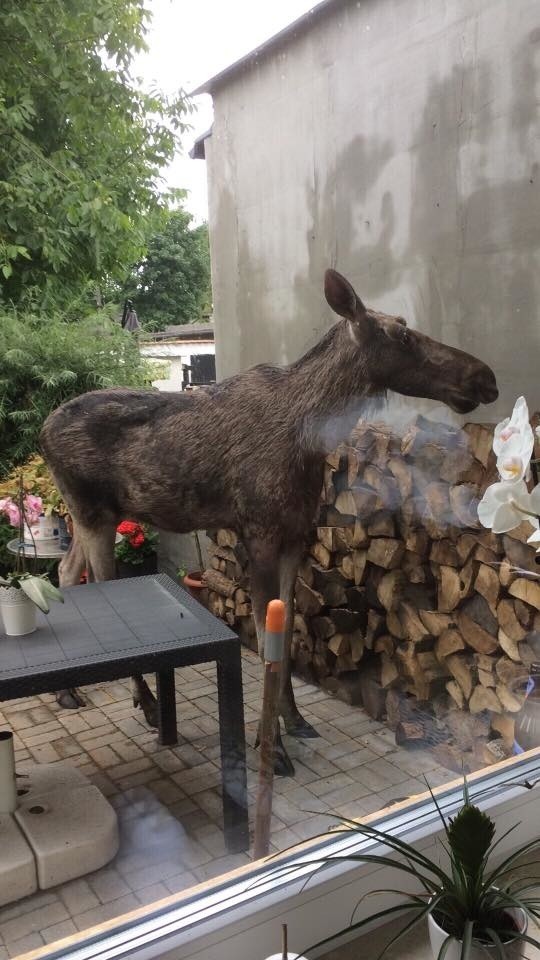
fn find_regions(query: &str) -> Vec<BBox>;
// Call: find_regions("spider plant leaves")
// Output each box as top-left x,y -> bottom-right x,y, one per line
448,804 -> 495,880
18,574 -> 63,612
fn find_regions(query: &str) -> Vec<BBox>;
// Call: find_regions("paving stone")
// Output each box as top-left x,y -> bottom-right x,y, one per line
107,757 -> 153,781
308,772 -> 356,798
88,746 -> 123,769
135,882 -> 170,906
42,917 -> 78,944
59,879 -> 100,916
6,932 -> 44,957
72,894 -> 140,931
163,872 -> 199,895
2,901 -> 69,944
89,869 -> 131,904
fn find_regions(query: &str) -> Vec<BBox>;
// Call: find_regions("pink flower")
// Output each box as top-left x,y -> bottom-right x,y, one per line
0,498 -> 21,528
24,495 -> 43,524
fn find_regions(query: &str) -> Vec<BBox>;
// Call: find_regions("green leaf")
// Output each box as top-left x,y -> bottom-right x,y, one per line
448,804 -> 495,880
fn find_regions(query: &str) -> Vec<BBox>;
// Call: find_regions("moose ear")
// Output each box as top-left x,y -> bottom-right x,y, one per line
324,269 -> 367,321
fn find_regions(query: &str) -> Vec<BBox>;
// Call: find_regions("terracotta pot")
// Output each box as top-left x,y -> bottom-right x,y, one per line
183,571 -> 208,606
116,554 -> 158,578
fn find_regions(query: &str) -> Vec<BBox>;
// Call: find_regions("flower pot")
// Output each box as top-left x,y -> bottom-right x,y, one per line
428,906 -> 527,959
0,587 -> 36,637
116,554 -> 158,578
183,571 -> 208,606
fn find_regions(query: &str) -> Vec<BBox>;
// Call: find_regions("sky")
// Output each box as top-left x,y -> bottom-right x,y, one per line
133,0 -> 318,223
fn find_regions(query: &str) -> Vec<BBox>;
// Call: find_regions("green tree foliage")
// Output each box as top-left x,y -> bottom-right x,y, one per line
126,210 -> 212,330
0,306 -> 155,474
0,0 -> 190,308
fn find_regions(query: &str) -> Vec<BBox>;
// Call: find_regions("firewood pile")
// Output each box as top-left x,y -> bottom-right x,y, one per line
205,415 -> 540,772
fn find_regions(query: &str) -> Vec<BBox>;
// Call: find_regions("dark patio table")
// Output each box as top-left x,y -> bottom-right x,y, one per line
0,573 -> 249,852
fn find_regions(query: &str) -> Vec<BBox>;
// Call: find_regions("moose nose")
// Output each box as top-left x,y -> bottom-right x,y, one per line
475,365 -> 499,404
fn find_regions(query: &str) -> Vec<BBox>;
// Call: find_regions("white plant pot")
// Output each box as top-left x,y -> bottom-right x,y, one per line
0,730 -> 17,813
0,587 -> 36,636
428,907 -> 527,959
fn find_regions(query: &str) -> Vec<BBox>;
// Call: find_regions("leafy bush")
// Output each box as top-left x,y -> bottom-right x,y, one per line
0,306 -> 156,474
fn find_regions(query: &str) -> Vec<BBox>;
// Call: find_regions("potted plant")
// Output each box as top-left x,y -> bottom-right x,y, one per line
115,520 -> 159,577
282,780 -> 540,960
0,477 -> 63,636
182,531 -> 208,602
0,570 -> 64,636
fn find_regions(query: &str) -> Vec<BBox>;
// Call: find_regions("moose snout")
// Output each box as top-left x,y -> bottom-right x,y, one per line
472,364 -> 499,405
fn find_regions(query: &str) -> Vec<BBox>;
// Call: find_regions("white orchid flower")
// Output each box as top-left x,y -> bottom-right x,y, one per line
493,396 -> 533,457
477,479 -> 540,534
527,528 -> 540,553
496,430 -> 534,482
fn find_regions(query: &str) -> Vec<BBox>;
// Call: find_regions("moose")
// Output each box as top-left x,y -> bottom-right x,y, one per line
40,269 -> 498,775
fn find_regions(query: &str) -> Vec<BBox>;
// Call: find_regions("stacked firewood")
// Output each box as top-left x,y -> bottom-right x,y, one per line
205,415 -> 540,771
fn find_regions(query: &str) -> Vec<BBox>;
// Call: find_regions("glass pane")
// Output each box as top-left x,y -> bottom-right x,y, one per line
1,1 -> 539,957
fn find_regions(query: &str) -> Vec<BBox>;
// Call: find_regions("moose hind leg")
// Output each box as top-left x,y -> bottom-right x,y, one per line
56,532 -> 87,708
248,541 -> 295,777
278,547 -> 318,739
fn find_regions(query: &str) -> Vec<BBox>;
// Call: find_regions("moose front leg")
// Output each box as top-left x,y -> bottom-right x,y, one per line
132,675 -> 159,728
278,547 -> 318,739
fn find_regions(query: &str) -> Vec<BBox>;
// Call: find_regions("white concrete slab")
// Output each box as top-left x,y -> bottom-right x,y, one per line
15,784 -> 119,889
0,813 -> 37,906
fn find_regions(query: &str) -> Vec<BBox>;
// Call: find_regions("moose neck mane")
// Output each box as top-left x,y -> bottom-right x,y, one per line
286,320 -> 382,453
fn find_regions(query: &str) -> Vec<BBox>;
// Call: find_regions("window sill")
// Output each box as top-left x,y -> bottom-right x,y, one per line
23,750 -> 540,960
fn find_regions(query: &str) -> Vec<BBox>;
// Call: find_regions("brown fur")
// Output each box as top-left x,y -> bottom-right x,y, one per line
40,270 -> 498,769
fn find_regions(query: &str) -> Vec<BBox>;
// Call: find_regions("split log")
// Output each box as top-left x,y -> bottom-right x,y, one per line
341,550 -> 368,585
449,484 -> 480,528
418,610 -> 452,637
498,628 -> 521,663
474,563 -> 500,612
469,686 -> 502,714
328,633 -> 350,657
438,566 -> 461,613
456,533 -> 479,564
367,538 -> 405,570
446,679 -> 465,709
309,541 -> 333,569
457,611 -> 498,655
497,598 -> 526,642
380,655 -> 399,688
367,511 -> 395,538
365,609 -> 385,649
349,630 -> 365,662
463,423 -> 493,467
435,629 -> 465,661
204,569 -> 238,598
446,654 -> 473,699
377,570 -> 405,611
387,456 -> 413,499
399,602 -> 430,643
295,579 -> 324,617
216,529 -> 238,548
509,578 -> 540,611
430,541 -> 460,566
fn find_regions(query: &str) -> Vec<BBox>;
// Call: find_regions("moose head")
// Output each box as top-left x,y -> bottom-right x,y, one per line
324,269 -> 498,414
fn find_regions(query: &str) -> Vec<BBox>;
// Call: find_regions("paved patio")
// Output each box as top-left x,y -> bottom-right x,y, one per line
0,648 -> 455,958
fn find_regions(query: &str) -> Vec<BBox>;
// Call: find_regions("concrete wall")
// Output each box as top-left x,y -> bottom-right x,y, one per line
205,0 -> 540,422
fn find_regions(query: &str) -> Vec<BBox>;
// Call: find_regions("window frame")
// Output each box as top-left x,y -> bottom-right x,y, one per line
36,749 -> 540,960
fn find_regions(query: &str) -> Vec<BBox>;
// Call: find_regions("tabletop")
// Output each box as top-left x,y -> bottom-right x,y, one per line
0,574 -> 238,684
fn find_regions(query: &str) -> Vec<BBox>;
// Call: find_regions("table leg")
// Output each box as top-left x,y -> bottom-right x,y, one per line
217,646 -> 249,853
156,669 -> 177,746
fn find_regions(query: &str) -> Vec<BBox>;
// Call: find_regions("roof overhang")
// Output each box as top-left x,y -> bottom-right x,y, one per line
189,0 -> 344,97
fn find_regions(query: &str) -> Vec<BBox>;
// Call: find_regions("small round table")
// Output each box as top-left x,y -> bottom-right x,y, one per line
7,538 -> 66,560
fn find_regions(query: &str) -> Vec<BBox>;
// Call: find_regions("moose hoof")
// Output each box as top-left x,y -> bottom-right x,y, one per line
57,688 -> 85,710
133,684 -> 159,728
274,747 -> 295,778
283,715 -> 319,739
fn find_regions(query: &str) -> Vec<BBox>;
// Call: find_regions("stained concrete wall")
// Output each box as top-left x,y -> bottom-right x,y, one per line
204,0 -> 540,422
